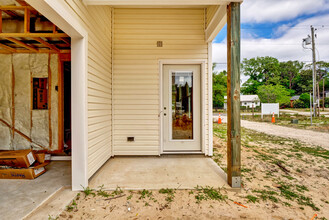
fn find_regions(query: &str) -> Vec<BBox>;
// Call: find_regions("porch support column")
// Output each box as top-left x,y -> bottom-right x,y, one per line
227,2 -> 241,188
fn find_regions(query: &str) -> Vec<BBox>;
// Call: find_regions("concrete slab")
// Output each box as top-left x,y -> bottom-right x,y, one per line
89,155 -> 228,190
24,187 -> 76,220
0,161 -> 71,220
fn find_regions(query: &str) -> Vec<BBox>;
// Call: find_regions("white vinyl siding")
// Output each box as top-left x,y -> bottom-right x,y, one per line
63,1 -> 112,178
113,8 -> 210,155
206,5 -> 220,27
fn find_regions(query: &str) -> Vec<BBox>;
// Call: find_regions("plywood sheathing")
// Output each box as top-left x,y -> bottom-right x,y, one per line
0,54 -> 12,149
12,53 -> 31,149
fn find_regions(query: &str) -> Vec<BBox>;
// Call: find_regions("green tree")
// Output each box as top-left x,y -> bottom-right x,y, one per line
241,56 -> 281,94
279,60 -> 304,91
299,93 -> 311,108
257,84 -> 290,104
212,68 -> 227,108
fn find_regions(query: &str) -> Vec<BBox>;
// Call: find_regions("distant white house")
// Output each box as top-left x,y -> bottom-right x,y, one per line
224,95 -> 260,109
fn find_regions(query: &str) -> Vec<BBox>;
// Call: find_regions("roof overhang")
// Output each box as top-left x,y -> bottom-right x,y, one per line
83,0 -> 243,6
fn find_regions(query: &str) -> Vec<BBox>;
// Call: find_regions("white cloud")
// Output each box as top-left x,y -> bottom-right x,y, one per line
242,0 -> 329,23
212,14 -> 329,83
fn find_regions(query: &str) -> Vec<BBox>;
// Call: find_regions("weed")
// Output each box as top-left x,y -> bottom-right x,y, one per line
283,202 -> 292,207
245,195 -> 259,203
296,185 -> 308,192
66,200 -> 77,212
277,182 -> 319,211
241,168 -> 252,173
253,190 -> 279,203
48,215 -> 59,220
127,194 -> 133,200
282,175 -> 295,180
194,186 -> 227,204
144,202 -> 150,206
293,146 -> 329,159
138,189 -> 153,199
81,186 -> 96,197
296,168 -> 302,173
159,188 -> 175,203
97,185 -> 110,198
111,186 -> 123,196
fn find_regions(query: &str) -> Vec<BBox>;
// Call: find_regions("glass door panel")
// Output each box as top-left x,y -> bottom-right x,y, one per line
171,71 -> 193,140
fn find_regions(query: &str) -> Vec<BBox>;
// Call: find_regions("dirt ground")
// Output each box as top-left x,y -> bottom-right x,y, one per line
54,124 -> 329,220
243,113 -> 329,133
237,117 -> 329,150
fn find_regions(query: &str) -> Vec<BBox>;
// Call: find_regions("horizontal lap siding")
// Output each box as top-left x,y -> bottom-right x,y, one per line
206,6 -> 219,27
64,1 -> 112,178
113,8 -> 209,155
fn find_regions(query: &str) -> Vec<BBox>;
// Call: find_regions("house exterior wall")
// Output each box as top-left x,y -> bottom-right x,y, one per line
113,8 -> 210,155
206,5 -> 220,26
62,1 -> 112,178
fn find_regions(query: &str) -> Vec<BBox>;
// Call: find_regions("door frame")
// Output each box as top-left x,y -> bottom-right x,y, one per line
159,60 -> 206,155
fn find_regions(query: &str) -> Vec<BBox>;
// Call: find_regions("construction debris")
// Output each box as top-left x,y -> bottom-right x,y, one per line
0,149 -> 50,179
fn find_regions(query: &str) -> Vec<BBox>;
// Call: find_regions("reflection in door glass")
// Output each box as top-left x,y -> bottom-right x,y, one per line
172,71 -> 193,140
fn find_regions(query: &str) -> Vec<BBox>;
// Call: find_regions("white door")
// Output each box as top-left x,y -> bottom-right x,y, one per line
163,64 -> 201,152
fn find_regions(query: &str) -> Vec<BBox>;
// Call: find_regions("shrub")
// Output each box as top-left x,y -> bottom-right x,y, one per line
299,93 -> 311,108
280,101 -> 291,109
293,99 -> 305,108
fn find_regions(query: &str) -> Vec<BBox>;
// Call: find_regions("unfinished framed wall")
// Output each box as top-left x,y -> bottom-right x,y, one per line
0,1 -> 71,152
0,53 -> 63,152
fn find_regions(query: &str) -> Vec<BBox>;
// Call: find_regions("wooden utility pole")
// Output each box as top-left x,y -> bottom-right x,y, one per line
323,79 -> 325,111
227,2 -> 241,188
311,26 -> 317,117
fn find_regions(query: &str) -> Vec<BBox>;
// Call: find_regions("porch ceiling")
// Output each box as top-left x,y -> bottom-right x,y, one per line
89,155 -> 229,190
83,0 -> 243,6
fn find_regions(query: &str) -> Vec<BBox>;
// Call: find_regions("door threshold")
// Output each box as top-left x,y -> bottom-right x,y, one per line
162,151 -> 204,155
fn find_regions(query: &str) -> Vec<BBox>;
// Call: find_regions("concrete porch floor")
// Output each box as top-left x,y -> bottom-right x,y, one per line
0,161 -> 71,220
89,155 -> 229,190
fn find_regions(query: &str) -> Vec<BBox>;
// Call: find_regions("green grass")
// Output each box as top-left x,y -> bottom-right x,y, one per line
245,195 -> 259,203
159,188 -> 176,203
194,186 -> 227,204
252,190 -> 279,203
66,200 -> 77,212
81,186 -> 96,197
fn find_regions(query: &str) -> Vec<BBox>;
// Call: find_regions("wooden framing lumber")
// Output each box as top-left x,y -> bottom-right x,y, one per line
24,8 -> 30,33
0,49 -> 70,54
59,37 -> 70,45
4,37 -> 38,52
0,33 -> 69,38
48,54 -> 52,149
33,37 -> 60,52
3,10 -> 19,18
0,43 -> 16,52
15,0 -> 39,16
0,6 -> 34,10
226,2 -> 241,188
15,0 -> 29,6
0,10 -> 2,33
11,56 -> 15,139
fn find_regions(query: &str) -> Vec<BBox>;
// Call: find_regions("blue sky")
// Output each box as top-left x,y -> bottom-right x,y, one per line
212,0 -> 329,78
